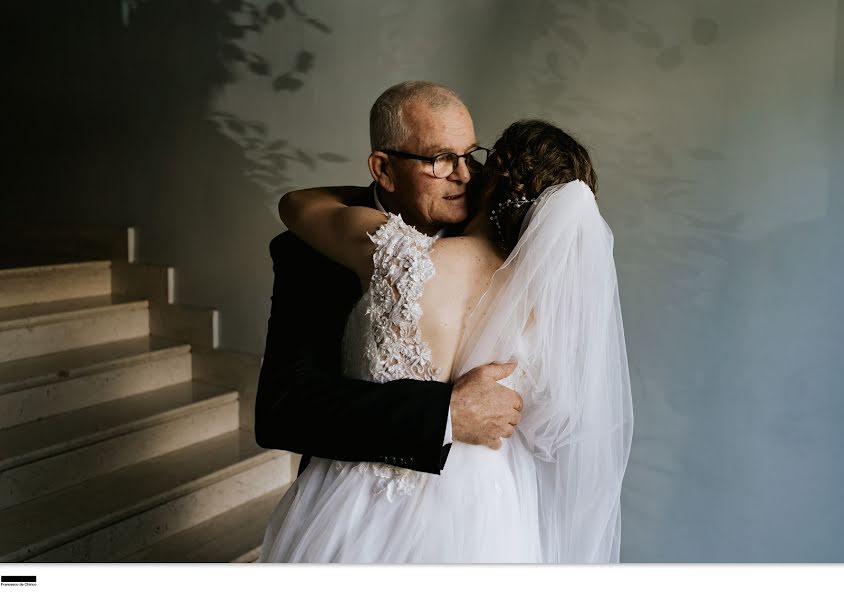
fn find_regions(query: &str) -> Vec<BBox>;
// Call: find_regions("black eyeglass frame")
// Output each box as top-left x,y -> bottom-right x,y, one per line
380,147 -> 491,178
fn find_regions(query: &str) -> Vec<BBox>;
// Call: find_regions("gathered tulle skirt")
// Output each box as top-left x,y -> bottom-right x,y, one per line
258,437 -> 542,563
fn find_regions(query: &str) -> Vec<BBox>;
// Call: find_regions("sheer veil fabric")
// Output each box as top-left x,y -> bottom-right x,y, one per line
454,180 -> 634,562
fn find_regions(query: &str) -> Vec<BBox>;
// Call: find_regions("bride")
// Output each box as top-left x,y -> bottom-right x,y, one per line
259,119 -> 633,563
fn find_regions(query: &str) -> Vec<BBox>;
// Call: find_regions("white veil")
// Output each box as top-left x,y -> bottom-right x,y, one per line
453,180 -> 634,563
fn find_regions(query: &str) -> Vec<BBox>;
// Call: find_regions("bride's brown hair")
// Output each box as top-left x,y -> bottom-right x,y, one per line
486,119 -> 597,251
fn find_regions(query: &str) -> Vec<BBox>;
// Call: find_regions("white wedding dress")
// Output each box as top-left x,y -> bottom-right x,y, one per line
259,181 -> 633,563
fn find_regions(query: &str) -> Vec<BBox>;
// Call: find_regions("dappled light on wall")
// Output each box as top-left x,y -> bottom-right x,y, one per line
122,0 -> 349,210
528,0 -> 730,314
214,0 -> 350,209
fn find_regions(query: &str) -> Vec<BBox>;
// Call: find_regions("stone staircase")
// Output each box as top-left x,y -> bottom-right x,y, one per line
0,226 -> 294,562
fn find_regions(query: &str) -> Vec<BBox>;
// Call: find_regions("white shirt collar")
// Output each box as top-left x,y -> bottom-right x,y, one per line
373,186 -> 446,239
373,185 -> 387,214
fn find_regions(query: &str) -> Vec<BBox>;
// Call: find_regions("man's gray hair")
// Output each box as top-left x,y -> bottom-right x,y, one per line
369,81 -> 465,151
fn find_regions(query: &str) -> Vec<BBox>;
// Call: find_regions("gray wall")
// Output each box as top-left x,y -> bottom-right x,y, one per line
3,0 -> 842,561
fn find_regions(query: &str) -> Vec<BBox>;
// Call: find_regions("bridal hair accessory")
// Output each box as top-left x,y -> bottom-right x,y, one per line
489,194 -> 536,238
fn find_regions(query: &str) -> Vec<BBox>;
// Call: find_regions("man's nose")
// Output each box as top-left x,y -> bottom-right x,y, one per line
449,156 -> 472,183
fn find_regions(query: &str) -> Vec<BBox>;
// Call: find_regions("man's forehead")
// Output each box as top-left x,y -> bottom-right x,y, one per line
403,102 -> 477,154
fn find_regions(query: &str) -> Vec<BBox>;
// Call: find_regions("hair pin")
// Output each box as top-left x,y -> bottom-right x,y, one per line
489,194 -> 535,240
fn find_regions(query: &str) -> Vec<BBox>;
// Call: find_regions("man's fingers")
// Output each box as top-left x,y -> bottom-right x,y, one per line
513,393 -> 524,412
489,438 -> 503,450
510,409 -> 521,426
486,361 -> 518,381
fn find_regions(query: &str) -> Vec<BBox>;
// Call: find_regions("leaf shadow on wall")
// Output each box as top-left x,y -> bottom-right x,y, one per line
4,0 -> 347,224
3,0 -> 348,353
521,0 -> 742,560
125,0 -> 349,202
199,0 -> 350,199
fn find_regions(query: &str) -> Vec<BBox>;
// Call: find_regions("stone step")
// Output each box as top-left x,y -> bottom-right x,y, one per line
0,430 -> 292,562
0,224 -> 135,263
0,336 -> 192,429
0,255 -> 92,270
0,381 -> 240,509
0,261 -> 112,309
0,295 -> 150,363
122,486 -> 291,563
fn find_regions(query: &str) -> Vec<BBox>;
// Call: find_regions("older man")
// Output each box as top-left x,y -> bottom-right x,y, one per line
255,81 -> 521,476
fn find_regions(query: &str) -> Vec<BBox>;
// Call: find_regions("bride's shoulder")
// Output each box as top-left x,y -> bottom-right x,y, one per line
431,235 -> 502,276
370,212 -> 434,249
424,235 -> 503,323
432,233 -> 488,255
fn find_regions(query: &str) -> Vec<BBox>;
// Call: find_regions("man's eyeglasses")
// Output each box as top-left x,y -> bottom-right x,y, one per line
381,147 -> 491,179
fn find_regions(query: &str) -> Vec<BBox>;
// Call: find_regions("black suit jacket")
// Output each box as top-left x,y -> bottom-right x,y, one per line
254,185 -> 453,476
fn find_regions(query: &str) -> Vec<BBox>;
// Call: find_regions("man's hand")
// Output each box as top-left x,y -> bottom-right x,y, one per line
450,362 -> 523,450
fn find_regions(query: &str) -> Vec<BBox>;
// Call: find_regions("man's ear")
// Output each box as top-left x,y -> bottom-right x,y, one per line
368,152 -> 396,193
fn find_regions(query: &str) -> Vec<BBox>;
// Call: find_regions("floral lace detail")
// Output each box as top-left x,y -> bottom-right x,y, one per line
332,460 -> 422,502
362,463 -> 419,501
333,213 -> 441,501
364,213 -> 441,384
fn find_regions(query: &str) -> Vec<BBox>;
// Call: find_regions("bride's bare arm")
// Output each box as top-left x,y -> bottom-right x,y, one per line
278,186 -> 386,279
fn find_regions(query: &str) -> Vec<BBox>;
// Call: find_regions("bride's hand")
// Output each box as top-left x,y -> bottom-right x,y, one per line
450,362 -> 523,450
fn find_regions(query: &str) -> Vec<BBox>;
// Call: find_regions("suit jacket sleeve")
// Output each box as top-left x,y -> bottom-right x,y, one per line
254,230 -> 453,475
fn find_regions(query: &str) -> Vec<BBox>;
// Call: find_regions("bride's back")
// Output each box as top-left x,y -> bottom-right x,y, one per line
419,235 -> 503,381
343,215 -> 502,385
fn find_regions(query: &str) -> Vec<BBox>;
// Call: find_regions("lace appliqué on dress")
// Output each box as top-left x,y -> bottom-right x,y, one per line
364,213 -> 440,385
334,213 -> 441,501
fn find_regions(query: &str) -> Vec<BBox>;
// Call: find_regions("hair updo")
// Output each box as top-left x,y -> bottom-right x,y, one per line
486,119 -> 597,252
